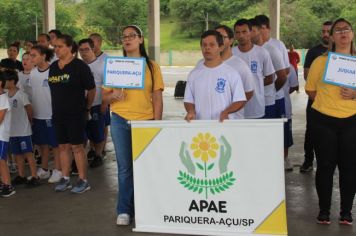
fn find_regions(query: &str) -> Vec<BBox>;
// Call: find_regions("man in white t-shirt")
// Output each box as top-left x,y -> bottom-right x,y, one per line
255,15 -> 290,75
283,66 -> 299,170
250,18 -> 287,118
89,33 -> 110,156
196,25 -> 255,119
232,19 -> 274,119
184,30 -> 246,121
78,38 -> 106,168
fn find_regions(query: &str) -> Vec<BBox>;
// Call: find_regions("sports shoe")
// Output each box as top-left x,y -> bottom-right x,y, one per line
87,149 -> 96,162
300,162 -> 313,173
12,176 -> 27,185
0,185 -> 16,197
37,168 -> 51,179
9,163 -> 17,174
284,159 -> 293,171
26,176 -> 41,187
317,211 -> 331,225
55,178 -> 72,192
48,169 -> 62,183
70,160 -> 79,176
339,212 -> 353,226
116,214 -> 131,226
71,179 -> 91,194
90,155 -> 103,168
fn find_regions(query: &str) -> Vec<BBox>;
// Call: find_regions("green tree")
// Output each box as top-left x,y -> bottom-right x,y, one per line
0,0 -> 42,46
55,0 -> 82,39
83,0 -> 148,46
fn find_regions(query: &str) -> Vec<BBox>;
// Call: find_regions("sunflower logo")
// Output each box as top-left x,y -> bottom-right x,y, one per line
191,133 -> 219,162
178,133 -> 236,199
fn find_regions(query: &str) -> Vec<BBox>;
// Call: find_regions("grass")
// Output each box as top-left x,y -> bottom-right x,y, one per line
160,17 -> 200,51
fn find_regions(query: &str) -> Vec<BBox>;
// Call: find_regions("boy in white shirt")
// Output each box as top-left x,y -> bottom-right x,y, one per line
0,69 -> 15,197
18,52 -> 34,100
184,30 -> 246,121
5,69 -> 40,187
78,38 -> 106,168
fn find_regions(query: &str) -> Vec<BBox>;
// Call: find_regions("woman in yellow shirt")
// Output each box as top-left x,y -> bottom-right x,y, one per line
102,25 -> 164,226
305,18 -> 356,225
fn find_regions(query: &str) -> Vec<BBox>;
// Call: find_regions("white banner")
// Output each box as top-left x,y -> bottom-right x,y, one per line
323,52 -> 356,89
132,120 -> 287,236
104,56 -> 145,89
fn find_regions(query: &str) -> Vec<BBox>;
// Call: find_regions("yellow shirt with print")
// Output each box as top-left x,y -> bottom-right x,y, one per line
305,55 -> 356,118
104,60 -> 164,120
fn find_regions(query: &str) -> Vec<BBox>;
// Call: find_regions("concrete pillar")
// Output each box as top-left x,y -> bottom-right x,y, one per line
148,0 -> 160,63
269,0 -> 280,39
43,0 -> 56,33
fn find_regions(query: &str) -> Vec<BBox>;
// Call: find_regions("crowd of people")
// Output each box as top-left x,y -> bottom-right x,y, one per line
0,14 -> 355,228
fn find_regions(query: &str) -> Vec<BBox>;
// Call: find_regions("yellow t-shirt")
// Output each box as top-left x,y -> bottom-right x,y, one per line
305,55 -> 356,118
104,60 -> 164,120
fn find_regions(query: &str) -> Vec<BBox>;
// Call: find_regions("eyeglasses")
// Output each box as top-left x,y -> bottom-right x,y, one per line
334,28 -> 352,34
120,34 -> 139,42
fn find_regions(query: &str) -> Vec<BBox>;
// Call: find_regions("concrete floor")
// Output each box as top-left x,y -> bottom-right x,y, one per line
0,67 -> 355,236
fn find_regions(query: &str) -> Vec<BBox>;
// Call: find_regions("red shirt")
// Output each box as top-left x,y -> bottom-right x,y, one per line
288,51 -> 300,70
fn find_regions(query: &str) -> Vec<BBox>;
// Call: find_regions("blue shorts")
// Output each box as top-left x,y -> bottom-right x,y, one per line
263,104 -> 277,118
275,98 -> 286,118
0,141 -> 9,160
284,119 -> 294,148
104,105 -> 111,127
10,136 -> 33,155
86,105 -> 105,143
32,119 -> 58,147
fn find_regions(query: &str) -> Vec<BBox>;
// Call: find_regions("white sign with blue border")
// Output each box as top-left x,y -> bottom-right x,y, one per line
323,52 -> 356,89
104,56 -> 146,89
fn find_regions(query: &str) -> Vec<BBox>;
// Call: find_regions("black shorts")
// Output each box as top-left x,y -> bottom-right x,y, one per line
53,115 -> 86,145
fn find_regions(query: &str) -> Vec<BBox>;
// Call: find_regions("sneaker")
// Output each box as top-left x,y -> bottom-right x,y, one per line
48,169 -> 62,183
87,149 -> 96,162
317,211 -> 331,225
37,168 -> 51,179
70,160 -> 79,176
12,176 -> 27,185
284,159 -> 293,171
71,179 -> 91,194
9,163 -> 17,174
0,185 -> 16,197
90,155 -> 103,168
300,162 -> 313,173
26,176 -> 41,187
339,212 -> 353,226
55,178 -> 72,192
116,213 -> 131,226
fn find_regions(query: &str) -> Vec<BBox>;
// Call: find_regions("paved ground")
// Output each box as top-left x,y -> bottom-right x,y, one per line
0,67 -> 355,236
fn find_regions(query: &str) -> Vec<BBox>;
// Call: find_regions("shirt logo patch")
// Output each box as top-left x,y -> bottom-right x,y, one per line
42,79 -> 49,87
251,61 -> 258,73
12,99 -> 18,108
48,74 -> 70,84
215,78 -> 226,93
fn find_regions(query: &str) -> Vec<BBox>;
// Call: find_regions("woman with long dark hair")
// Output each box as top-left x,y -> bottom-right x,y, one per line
102,25 -> 164,225
305,18 -> 356,225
